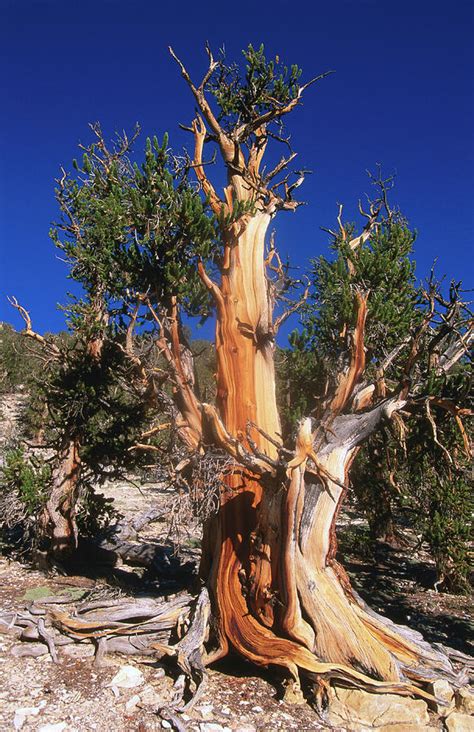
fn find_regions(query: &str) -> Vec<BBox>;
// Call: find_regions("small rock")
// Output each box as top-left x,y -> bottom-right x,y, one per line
11,643 -> 48,658
139,685 -> 163,707
162,722 -> 171,729
125,694 -> 141,712
234,726 -> 257,732
251,705 -> 263,713
377,726 -> 434,731
445,712 -> 474,732
328,687 -> 430,730
38,724 -> 68,732
13,706 -> 42,731
109,665 -> 144,689
456,688 -> 474,716
428,679 -> 455,715
199,725 -> 231,732
197,704 -> 214,718
62,644 -> 95,659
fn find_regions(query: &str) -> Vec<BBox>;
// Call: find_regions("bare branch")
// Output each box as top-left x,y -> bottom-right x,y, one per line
191,116 -> 223,215
437,326 -> 473,373
330,290 -> 368,414
201,403 -> 275,476
264,152 -> 298,184
197,261 -> 224,309
235,70 -> 334,141
169,46 -> 230,152
8,297 -> 61,358
273,283 -> 310,333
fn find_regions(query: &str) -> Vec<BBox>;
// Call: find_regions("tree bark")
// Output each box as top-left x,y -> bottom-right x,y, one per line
201,201 -> 454,697
40,435 -> 81,558
40,301 -> 106,559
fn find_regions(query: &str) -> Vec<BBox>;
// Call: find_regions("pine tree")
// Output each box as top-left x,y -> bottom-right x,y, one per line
7,44 -> 473,706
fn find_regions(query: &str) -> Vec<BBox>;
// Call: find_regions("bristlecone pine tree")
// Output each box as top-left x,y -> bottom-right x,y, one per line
162,44 -> 472,701
9,45 -> 473,705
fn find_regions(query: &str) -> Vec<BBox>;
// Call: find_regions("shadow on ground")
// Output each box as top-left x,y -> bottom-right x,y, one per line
337,520 -> 473,656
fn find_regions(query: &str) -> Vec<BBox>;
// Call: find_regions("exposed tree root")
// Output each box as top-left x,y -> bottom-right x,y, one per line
1,570 -> 472,721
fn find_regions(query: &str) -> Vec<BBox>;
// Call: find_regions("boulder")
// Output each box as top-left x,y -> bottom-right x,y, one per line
427,679 -> 455,716
445,712 -> 474,732
109,664 -> 144,689
327,687 -> 430,730
455,688 -> 474,716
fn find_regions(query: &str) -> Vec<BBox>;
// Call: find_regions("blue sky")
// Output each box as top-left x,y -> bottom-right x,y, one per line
1,0 -> 473,343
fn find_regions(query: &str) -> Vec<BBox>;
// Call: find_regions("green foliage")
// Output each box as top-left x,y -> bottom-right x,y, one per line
26,125 -> 221,492
350,429 -> 400,543
276,342 -> 325,436
403,378 -> 473,593
52,126 -> 217,334
208,44 -> 302,133
281,215 -> 422,430
34,337 -> 155,479
0,446 -> 50,553
127,134 -> 217,318
305,220 -> 421,370
0,323 -> 43,394
419,470 -> 472,593
350,368 -> 473,593
0,447 -> 50,515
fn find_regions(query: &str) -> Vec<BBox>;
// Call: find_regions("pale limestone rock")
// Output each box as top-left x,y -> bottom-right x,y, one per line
328,687 -> 430,730
428,679 -> 455,716
378,726 -> 434,731
138,684 -> 162,707
197,703 -> 214,718
62,644 -> 95,659
13,706 -> 42,731
456,688 -> 474,716
125,694 -> 141,712
109,665 -> 144,689
445,712 -> 474,732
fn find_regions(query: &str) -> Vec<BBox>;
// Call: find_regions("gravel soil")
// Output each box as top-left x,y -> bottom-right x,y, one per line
0,481 -> 471,731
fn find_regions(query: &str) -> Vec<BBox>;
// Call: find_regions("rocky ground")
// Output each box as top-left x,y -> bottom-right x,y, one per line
0,478 -> 472,731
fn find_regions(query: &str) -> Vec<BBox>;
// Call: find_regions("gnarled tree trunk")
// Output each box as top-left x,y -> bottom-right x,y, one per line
198,195 -> 454,698
40,435 -> 81,558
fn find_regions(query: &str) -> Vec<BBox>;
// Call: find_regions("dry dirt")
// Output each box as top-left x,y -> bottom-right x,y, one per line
0,479 -> 472,731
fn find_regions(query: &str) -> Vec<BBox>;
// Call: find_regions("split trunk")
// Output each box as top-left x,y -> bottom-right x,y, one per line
201,207 -> 452,696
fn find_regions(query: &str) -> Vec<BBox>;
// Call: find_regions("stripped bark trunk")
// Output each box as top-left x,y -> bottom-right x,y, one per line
200,197 -> 455,698
40,299 -> 107,559
39,435 -> 81,558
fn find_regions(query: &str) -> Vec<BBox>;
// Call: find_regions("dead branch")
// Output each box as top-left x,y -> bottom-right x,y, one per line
8,297 -> 61,358
273,283 -> 310,333
201,403 -> 276,476
235,71 -> 334,142
191,116 -> 223,215
425,399 -> 453,464
169,46 -> 232,157
330,290 -> 368,413
264,152 -> 298,185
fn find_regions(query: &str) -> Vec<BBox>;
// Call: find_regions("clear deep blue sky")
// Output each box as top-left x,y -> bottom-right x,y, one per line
1,0 -> 473,342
